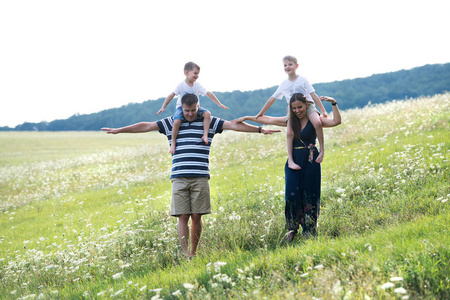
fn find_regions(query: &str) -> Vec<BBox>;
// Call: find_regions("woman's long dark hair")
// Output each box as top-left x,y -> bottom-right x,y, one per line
288,93 -> 308,140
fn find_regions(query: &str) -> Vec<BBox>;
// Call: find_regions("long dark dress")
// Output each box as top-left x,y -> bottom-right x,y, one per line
285,120 -> 321,237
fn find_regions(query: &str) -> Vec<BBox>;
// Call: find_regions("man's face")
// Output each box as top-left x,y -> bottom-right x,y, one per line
182,103 -> 199,122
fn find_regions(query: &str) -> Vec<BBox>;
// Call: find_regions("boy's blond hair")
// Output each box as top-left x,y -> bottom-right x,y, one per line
184,61 -> 200,72
282,55 -> 297,64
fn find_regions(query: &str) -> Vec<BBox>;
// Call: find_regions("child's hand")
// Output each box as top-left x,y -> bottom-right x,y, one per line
155,108 -> 165,116
255,113 -> 263,120
219,104 -> 229,110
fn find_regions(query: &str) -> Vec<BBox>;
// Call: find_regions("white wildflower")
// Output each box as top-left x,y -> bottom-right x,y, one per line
139,286 -> 147,292
380,282 -> 395,289
390,276 -> 403,282
314,264 -> 324,269
394,287 -> 407,294
112,272 -> 123,280
183,283 -> 195,290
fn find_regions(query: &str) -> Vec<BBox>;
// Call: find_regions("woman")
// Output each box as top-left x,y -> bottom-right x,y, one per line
233,95 -> 341,241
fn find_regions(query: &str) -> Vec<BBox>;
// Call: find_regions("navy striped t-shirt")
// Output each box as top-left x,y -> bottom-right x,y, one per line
157,116 -> 225,179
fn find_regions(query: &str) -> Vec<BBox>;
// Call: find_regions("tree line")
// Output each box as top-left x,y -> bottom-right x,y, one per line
3,63 -> 449,131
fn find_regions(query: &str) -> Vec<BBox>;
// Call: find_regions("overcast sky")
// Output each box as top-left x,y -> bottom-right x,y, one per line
1,0 -> 449,127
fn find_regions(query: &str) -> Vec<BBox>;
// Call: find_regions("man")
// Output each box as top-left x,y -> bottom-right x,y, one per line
101,94 -> 280,259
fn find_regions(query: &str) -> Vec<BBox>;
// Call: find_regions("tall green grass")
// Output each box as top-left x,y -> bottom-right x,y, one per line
0,93 -> 448,299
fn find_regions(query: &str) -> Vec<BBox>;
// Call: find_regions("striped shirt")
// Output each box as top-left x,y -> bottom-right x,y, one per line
157,116 -> 225,179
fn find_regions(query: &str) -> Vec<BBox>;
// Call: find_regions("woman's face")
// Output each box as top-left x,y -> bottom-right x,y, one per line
291,100 -> 307,119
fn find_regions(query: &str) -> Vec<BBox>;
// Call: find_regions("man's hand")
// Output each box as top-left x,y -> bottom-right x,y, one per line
101,127 -> 119,134
261,128 -> 281,135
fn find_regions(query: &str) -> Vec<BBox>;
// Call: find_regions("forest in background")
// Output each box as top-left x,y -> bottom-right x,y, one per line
3,63 -> 449,131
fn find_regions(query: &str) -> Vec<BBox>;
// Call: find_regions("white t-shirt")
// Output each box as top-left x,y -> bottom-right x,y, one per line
174,81 -> 208,108
272,75 -> 315,104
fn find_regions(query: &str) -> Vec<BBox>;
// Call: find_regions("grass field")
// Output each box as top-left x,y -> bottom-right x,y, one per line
0,93 -> 449,299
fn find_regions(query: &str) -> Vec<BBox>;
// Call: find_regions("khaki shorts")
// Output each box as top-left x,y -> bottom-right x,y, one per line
286,102 -> 319,122
307,102 -> 319,116
171,177 -> 211,216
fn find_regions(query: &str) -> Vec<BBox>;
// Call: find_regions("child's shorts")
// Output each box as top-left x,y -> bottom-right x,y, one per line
174,106 -> 209,121
307,102 -> 320,116
285,102 -> 319,122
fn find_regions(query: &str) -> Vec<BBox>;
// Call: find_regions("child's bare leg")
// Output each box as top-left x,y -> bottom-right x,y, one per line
170,119 -> 182,154
202,111 -> 211,145
287,121 -> 301,170
309,112 -> 324,163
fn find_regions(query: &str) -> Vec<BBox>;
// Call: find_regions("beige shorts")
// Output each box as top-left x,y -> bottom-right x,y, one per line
307,102 -> 319,116
286,102 -> 319,122
171,177 -> 211,216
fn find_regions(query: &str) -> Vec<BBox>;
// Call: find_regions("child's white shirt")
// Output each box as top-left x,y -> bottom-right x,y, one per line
272,75 -> 315,103
174,81 -> 208,108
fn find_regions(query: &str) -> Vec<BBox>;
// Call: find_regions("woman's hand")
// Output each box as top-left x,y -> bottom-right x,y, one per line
231,116 -> 248,123
320,96 -> 337,105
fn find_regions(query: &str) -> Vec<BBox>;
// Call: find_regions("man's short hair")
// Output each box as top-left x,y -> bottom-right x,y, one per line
181,93 -> 199,106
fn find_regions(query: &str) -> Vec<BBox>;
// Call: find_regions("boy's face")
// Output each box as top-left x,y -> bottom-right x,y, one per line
283,60 -> 298,76
181,103 -> 199,122
185,68 -> 200,82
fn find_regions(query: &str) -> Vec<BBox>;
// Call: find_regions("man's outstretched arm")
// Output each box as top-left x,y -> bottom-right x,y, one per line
221,120 -> 281,134
101,122 -> 159,134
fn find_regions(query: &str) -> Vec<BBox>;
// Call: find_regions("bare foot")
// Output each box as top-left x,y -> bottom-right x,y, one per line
188,254 -> 196,261
288,159 -> 301,170
202,134 -> 209,145
285,231 -> 296,242
315,152 -> 324,163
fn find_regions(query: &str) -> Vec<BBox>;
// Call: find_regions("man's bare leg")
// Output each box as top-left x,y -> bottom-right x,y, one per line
189,214 -> 203,258
177,214 -> 190,257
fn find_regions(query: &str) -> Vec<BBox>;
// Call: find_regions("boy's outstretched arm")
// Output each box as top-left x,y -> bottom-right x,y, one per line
232,115 -> 287,127
256,97 -> 276,118
206,92 -> 228,109
156,92 -> 176,115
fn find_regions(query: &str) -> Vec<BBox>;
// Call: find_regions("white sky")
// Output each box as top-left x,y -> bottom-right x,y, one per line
1,0 -> 449,127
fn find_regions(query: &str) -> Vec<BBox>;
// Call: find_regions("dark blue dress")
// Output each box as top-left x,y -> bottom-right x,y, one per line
285,120 -> 321,236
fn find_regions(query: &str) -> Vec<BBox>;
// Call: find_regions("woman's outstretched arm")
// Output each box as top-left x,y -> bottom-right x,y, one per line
232,115 -> 287,127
